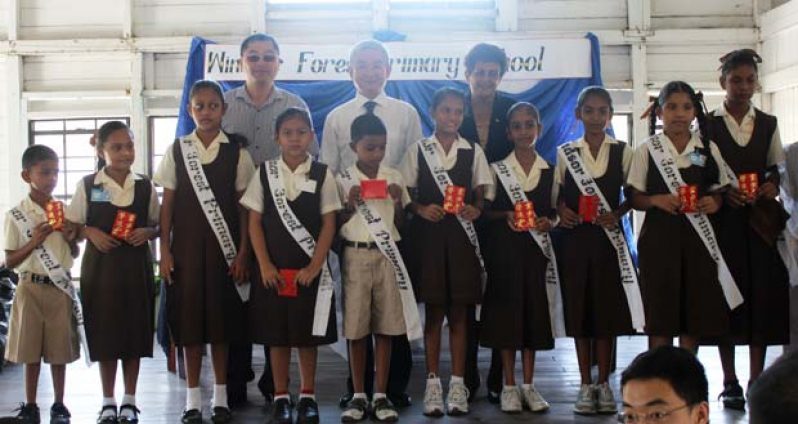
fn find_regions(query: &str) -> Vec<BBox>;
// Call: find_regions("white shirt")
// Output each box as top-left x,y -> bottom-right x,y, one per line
337,165 -> 411,242
321,92 -> 423,174
487,151 -> 560,206
627,132 -> 730,193
152,130 -> 256,192
399,136 -> 493,192
4,196 -> 74,275
713,104 -> 785,167
240,155 -> 342,216
66,169 -> 160,226
555,136 -> 633,184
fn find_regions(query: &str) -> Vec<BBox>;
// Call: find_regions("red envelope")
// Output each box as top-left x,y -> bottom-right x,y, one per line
514,201 -> 536,230
738,173 -> 759,200
278,269 -> 298,298
679,185 -> 699,213
46,200 -> 65,231
111,210 -> 137,239
443,185 -> 466,214
578,195 -> 600,223
360,179 -> 388,200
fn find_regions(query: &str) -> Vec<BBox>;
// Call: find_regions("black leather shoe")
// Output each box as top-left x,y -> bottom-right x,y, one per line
117,404 -> 140,424
270,398 -> 292,424
96,405 -> 116,424
339,392 -> 354,409
719,380 -> 745,411
210,406 -> 232,423
295,398 -> 320,424
50,402 -> 71,424
180,409 -> 202,424
387,392 -> 412,408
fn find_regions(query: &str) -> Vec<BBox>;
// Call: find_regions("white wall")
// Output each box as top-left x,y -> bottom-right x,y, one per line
762,0 -> 798,144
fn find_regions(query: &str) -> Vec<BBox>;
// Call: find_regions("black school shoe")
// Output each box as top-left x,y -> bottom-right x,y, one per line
13,403 -> 40,424
386,393 -> 412,408
50,402 -> 71,424
117,404 -> 140,424
270,398 -> 292,424
211,406 -> 232,424
295,398 -> 320,424
180,409 -> 202,424
96,405 -> 117,424
719,380 -> 745,410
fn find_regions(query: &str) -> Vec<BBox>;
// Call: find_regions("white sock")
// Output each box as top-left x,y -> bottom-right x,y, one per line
450,376 -> 464,386
186,387 -> 201,411
100,398 -> 116,419
522,383 -> 532,391
503,385 -> 516,391
121,394 -> 136,407
299,392 -> 315,401
373,393 -> 386,401
427,373 -> 441,385
102,397 -> 116,407
353,392 -> 368,400
274,393 -> 290,401
212,384 -> 228,409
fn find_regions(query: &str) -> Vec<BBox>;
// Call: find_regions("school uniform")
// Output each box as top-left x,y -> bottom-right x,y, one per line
66,169 -> 160,361
152,130 -> 255,346
555,136 -> 635,338
338,165 -> 411,340
708,105 -> 790,345
627,132 -> 730,337
4,196 -> 80,365
240,155 -> 342,346
479,152 -> 557,350
400,136 -> 493,306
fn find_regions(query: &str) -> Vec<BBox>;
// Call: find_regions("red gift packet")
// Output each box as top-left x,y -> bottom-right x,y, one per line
679,185 -> 698,213
360,179 -> 388,200
443,185 -> 466,214
278,269 -> 298,298
738,172 -> 759,200
46,200 -> 65,231
578,195 -> 600,223
514,201 -> 536,230
110,210 -> 137,239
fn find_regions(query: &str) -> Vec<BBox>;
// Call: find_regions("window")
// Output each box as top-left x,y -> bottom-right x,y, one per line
610,114 -> 631,143
149,116 -> 179,181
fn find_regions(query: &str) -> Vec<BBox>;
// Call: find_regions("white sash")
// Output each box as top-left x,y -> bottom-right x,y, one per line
559,142 -> 645,331
417,138 -> 488,318
178,138 -> 249,301
338,169 -> 422,341
265,159 -> 335,337
491,159 -> 567,338
9,207 -> 91,365
646,135 -> 743,309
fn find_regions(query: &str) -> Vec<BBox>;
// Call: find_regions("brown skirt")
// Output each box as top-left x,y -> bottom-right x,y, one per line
403,215 -> 482,306
558,224 -> 634,338
80,243 -> 155,361
479,224 -> 554,350
638,211 -> 730,337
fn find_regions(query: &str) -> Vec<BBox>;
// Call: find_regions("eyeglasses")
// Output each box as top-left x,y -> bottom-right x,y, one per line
244,54 -> 281,64
617,404 -> 692,423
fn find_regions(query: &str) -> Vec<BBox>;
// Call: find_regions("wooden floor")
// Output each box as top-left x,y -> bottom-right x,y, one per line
0,336 -> 782,423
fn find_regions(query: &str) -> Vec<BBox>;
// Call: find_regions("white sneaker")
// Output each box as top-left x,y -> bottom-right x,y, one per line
521,385 -> 550,412
596,382 -> 617,414
423,376 -> 444,417
574,384 -> 597,415
500,387 -> 522,414
446,381 -> 470,416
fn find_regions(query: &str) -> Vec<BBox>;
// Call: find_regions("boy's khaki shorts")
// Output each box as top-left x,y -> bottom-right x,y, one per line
342,246 -> 407,340
5,277 -> 80,365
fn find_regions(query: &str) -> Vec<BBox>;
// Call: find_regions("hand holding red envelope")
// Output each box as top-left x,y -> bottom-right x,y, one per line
46,200 -> 65,231
360,179 -> 388,200
738,173 -> 758,201
443,185 -> 466,214
578,195 -> 599,223
514,200 -> 536,230
679,185 -> 698,213
278,269 -> 298,297
111,210 -> 137,240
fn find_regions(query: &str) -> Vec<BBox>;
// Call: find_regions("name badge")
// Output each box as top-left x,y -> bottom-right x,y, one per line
689,150 -> 707,167
297,178 -> 317,193
90,187 -> 111,202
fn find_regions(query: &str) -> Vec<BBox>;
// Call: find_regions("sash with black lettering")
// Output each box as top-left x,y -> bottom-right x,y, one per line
265,159 -> 334,336
9,207 -> 91,365
417,138 -> 488,318
339,168 -> 422,341
646,135 -> 743,309
559,142 -> 645,331
491,159 -> 567,338
179,138 -> 249,301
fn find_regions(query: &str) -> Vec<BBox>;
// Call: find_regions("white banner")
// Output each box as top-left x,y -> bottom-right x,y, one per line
204,39 -> 592,81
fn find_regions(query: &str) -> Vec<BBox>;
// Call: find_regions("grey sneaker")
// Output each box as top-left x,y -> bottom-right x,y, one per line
371,397 -> 398,422
596,382 -> 617,414
446,381 -> 470,416
521,385 -> 550,412
423,376 -> 444,417
500,387 -> 522,414
574,384 -> 597,415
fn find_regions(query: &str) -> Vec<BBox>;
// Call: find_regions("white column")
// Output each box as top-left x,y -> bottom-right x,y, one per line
131,52 -> 147,175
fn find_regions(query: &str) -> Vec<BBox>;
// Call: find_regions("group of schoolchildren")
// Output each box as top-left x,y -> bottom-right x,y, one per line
2,35 -> 790,424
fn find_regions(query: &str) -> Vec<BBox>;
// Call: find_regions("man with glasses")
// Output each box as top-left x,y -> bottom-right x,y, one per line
619,346 -> 710,423
222,33 -> 317,408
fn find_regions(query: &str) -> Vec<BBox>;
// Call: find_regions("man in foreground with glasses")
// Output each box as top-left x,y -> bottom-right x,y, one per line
619,346 -> 710,423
